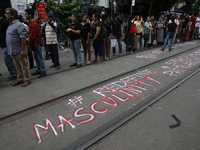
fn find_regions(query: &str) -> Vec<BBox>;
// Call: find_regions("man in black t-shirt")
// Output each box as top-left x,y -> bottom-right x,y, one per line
161,17 -> 177,52
111,13 -> 125,56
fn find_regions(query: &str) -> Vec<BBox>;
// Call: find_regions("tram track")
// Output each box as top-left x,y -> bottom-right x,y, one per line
0,45 -> 200,126
76,62 -> 200,150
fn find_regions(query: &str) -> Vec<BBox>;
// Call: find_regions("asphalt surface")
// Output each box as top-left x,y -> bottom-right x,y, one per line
88,71 -> 200,150
0,40 -> 200,150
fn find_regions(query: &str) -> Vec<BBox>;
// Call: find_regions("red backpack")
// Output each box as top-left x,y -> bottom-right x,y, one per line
129,23 -> 136,35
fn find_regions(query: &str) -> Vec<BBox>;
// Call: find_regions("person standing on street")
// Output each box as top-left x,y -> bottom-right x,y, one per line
144,16 -> 153,49
42,13 -> 60,70
156,16 -> 165,45
135,15 -> 144,50
111,13 -> 125,57
0,9 -> 16,81
5,8 -> 31,87
18,15 -> 35,69
66,13 -> 82,68
91,13 -> 103,63
123,15 -> 135,54
101,13 -> 112,60
192,13 -> 200,40
80,14 -> 91,65
25,8 -> 46,78
161,17 -> 177,52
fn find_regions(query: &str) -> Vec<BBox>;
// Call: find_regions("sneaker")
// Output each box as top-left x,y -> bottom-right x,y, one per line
172,47 -> 175,49
86,61 -> 91,65
69,63 -> 77,67
38,73 -> 46,78
160,48 -> 164,51
31,71 -> 41,76
166,45 -> 169,48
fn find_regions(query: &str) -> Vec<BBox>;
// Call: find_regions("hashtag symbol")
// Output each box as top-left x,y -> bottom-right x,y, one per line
68,96 -> 83,107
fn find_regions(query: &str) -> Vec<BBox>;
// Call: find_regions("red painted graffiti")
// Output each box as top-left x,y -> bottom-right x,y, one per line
33,70 -> 162,143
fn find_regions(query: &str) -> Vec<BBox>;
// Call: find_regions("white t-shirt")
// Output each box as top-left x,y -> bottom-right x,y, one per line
169,19 -> 179,25
195,17 -> 200,27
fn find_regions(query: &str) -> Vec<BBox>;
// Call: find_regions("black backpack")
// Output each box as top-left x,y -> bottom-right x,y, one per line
43,22 -> 61,41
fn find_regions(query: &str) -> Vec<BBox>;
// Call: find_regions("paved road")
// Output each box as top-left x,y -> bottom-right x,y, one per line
88,71 -> 200,150
0,40 -> 200,150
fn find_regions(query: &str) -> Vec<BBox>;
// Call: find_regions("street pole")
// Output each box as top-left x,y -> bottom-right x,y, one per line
131,0 -> 135,15
110,0 -> 113,20
149,0 -> 153,16
130,6 -> 132,15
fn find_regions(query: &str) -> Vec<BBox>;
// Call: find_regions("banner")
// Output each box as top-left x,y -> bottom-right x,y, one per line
36,3 -> 46,20
10,0 -> 26,15
132,0 -> 135,6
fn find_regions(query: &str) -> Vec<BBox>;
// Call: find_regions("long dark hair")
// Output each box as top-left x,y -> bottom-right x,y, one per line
93,13 -> 100,21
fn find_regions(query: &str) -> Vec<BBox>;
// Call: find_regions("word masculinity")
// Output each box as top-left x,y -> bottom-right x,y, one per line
33,69 -> 161,143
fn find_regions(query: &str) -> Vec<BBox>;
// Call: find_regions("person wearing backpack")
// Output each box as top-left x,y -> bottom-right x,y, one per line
91,13 -> 103,63
123,15 -> 135,54
101,13 -> 112,61
43,13 -> 60,71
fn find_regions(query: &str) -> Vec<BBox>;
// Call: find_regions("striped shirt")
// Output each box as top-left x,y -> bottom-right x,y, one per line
45,22 -> 58,45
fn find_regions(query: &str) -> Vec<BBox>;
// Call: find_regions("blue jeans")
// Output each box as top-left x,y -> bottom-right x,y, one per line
112,36 -> 122,54
163,32 -> 175,50
47,44 -> 60,67
33,44 -> 46,73
136,32 -> 143,48
70,39 -> 82,65
93,38 -> 103,57
3,47 -> 16,76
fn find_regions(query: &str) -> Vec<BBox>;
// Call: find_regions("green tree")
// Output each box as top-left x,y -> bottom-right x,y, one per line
180,0 -> 200,14
46,0 -> 82,40
120,0 -> 185,18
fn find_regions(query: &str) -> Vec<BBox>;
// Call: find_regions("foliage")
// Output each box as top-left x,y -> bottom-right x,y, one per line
120,0 -> 199,19
180,0 -> 200,14
46,0 -> 82,40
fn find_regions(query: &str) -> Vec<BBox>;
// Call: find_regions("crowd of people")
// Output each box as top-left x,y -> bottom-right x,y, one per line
0,7 -> 200,87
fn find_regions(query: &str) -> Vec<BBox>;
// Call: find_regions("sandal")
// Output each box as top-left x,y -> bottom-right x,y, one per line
7,75 -> 16,81
22,81 -> 32,87
50,65 -> 55,68
12,81 -> 24,86
55,66 -> 60,71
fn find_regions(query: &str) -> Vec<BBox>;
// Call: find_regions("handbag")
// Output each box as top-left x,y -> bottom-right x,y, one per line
129,24 -> 136,35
